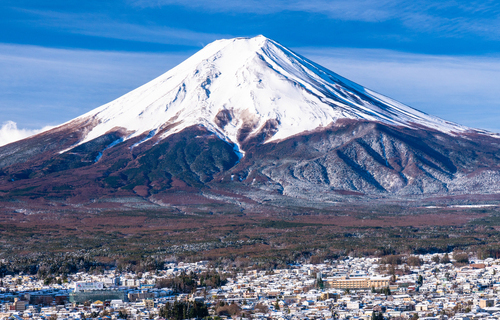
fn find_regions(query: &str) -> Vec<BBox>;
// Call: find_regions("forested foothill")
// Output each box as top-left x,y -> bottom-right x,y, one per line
1,201 -> 500,275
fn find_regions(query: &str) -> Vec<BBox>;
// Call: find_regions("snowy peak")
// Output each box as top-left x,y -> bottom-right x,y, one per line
4,36 -> 500,200
70,35 -> 474,153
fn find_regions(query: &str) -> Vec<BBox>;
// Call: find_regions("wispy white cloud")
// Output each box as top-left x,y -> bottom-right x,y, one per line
130,0 -> 396,20
16,9 -> 230,46
131,0 -> 500,39
0,121 -> 54,147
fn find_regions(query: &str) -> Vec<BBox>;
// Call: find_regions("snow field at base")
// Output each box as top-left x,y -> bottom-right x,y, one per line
62,35 -> 478,153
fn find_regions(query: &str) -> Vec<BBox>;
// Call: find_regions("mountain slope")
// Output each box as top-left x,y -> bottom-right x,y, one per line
1,35 -> 500,204
56,36 -> 486,154
226,120 -> 500,199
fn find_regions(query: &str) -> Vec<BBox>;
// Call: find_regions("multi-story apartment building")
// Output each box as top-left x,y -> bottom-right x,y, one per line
325,276 -> 390,289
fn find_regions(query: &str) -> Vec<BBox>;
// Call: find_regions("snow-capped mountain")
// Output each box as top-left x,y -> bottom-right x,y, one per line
64,35 -> 477,155
1,35 -> 500,204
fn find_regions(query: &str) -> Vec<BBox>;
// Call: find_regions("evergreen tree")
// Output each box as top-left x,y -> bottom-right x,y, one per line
371,312 -> 384,320
441,254 -> 451,264
317,277 -> 324,289
159,301 -> 209,320
417,274 -> 423,286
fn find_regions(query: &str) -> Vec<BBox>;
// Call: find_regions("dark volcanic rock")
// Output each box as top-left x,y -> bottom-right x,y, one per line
1,120 -> 499,204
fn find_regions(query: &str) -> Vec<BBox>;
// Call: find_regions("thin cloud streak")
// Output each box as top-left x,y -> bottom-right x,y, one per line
16,9 -> 230,46
130,0 -> 396,20
131,0 -> 500,39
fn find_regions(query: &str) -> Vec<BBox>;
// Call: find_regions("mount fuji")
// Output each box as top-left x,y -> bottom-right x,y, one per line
1,35 -> 500,205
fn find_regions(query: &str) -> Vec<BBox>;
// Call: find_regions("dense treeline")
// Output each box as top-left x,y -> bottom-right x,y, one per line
215,301 -> 243,317
0,240 -> 497,280
0,251 -> 167,277
156,270 -> 228,293
158,301 -> 209,320
0,252 -> 110,277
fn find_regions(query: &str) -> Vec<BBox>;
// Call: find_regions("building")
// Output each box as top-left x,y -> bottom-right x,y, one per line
11,298 -> 27,312
69,290 -> 125,303
128,291 -> 154,302
479,299 -> 494,308
143,299 -> 154,309
73,282 -> 104,292
325,277 -> 390,289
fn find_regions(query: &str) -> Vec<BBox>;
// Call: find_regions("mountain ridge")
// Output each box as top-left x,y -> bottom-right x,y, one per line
1,35 -> 500,203
41,35 -> 496,157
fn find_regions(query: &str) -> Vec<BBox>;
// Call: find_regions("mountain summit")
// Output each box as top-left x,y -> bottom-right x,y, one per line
65,35 -> 477,154
1,36 -> 500,203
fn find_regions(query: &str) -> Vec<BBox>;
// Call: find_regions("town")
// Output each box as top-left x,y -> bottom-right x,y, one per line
1,253 -> 500,320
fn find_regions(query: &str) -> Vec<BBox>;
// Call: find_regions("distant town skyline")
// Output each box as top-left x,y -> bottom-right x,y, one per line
1,0 -> 500,145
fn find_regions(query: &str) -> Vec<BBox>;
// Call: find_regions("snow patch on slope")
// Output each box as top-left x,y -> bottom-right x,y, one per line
94,137 -> 123,162
130,129 -> 156,150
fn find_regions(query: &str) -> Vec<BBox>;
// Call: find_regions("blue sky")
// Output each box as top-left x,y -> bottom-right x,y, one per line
1,0 -> 500,144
